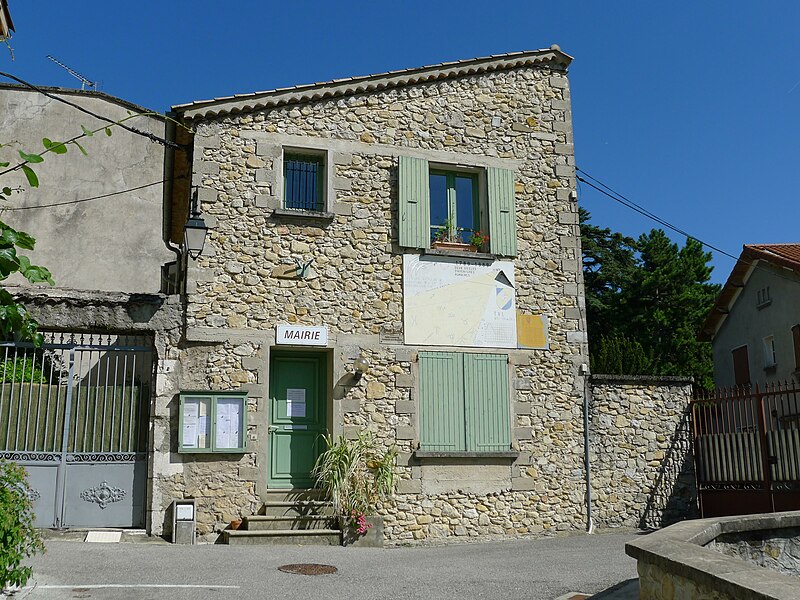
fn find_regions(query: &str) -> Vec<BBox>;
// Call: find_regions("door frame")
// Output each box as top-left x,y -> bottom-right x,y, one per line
266,348 -> 332,490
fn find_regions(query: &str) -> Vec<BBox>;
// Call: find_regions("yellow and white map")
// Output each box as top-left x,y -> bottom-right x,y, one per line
403,254 -> 517,348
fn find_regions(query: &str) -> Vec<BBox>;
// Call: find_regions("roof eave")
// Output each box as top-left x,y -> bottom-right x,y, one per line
173,48 -> 571,121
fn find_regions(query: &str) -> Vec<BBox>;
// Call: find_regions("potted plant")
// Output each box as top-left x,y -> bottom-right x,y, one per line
312,432 -> 397,547
431,217 -> 476,252
467,230 -> 490,252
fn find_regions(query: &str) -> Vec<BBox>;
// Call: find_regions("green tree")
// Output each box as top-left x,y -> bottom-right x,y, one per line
580,211 -> 720,389
0,460 -> 45,591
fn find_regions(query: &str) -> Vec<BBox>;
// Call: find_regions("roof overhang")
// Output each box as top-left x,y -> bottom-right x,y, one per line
172,47 -> 572,121
700,245 -> 800,341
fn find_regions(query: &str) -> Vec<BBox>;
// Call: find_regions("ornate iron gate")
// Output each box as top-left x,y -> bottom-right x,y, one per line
0,332 -> 152,528
692,383 -> 800,517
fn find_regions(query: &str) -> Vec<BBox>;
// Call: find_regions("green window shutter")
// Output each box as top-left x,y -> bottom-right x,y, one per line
464,353 -> 511,452
486,167 -> 517,256
398,155 -> 430,248
419,352 -> 465,451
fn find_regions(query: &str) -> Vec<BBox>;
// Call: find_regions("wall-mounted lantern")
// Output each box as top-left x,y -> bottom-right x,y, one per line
353,355 -> 370,382
183,188 -> 208,260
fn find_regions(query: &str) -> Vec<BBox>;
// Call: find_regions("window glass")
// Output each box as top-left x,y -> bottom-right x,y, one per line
429,173 -> 449,237
285,154 -> 322,211
455,175 -> 475,233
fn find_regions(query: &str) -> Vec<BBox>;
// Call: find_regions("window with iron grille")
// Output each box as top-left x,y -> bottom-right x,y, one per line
283,153 -> 324,211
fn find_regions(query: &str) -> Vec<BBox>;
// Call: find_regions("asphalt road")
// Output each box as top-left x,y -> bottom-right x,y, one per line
17,529 -> 640,600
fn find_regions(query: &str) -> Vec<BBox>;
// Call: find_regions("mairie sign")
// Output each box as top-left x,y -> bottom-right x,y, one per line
276,325 -> 328,346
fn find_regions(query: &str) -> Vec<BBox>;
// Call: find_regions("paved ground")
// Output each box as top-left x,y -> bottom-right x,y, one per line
13,529 -> 640,600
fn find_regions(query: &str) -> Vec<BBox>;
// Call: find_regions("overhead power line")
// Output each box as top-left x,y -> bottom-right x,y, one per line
0,71 -> 188,152
575,166 -> 800,289
1,177 -> 186,211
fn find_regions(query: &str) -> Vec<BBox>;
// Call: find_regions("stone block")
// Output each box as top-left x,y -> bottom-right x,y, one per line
551,99 -> 570,111
567,331 -> 587,344
395,374 -> 414,388
514,427 -> 533,440
333,176 -> 352,191
549,76 -> 568,89
558,211 -> 579,224
395,401 -> 416,414
332,201 -> 353,216
198,134 -> 220,149
513,378 -> 531,391
397,479 -> 422,495
238,466 -> 259,481
333,151 -> 353,165
465,127 -> 486,138
555,164 -> 574,178
194,160 -> 219,176
394,348 -> 414,362
341,399 -> 361,413
556,188 -> 573,201
255,141 -> 280,157
511,477 -> 537,491
555,143 -> 574,155
530,131 -> 557,142
254,168 -> 273,183
197,187 -> 218,206
344,425 -> 360,440
396,426 -> 415,440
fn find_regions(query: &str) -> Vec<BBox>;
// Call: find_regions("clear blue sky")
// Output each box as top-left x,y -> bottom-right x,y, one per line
4,1 -> 799,283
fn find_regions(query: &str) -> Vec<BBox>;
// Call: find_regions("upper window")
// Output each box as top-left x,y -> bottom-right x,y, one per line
763,335 -> 777,369
429,170 -> 481,246
756,286 -> 771,308
284,152 -> 325,212
398,156 -> 517,256
418,351 -> 510,453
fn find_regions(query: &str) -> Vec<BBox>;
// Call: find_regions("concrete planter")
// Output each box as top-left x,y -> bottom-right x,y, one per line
340,515 -> 384,547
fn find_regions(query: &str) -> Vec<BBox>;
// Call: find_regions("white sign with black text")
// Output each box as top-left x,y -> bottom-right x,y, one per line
276,324 -> 329,346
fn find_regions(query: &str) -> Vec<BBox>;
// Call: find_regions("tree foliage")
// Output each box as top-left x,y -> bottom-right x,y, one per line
0,460 -> 45,591
581,209 -> 720,390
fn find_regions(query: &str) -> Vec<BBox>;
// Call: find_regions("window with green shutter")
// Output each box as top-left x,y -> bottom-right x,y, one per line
398,157 -> 517,256
419,351 -> 511,452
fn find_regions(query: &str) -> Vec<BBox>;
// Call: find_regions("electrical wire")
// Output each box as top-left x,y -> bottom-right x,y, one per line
1,176 -> 186,210
576,167 -> 800,291
0,71 -> 189,152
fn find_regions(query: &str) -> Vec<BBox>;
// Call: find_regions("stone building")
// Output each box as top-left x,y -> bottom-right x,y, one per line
159,47 -> 592,542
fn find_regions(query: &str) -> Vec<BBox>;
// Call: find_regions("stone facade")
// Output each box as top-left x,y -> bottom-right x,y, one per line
159,50 -> 594,542
589,375 -> 698,530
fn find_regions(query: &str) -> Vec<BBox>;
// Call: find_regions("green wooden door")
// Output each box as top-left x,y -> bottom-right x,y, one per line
268,353 -> 327,489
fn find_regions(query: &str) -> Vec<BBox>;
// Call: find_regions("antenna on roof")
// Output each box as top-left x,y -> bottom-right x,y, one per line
46,55 -> 97,90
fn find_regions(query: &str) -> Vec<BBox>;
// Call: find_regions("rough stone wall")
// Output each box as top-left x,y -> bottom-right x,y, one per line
165,61 -> 591,543
637,562 -> 735,600
709,527 -> 800,577
589,375 -> 698,529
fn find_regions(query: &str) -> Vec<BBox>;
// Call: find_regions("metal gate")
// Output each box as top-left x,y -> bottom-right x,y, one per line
692,382 -> 800,517
0,332 -> 152,528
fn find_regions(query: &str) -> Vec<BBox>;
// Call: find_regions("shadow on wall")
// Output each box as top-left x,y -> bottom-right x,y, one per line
638,410 -> 699,529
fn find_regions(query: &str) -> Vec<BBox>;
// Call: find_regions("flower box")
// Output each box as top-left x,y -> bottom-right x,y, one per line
431,241 -> 478,253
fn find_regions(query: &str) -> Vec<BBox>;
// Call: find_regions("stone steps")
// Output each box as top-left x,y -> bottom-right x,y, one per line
223,528 -> 342,546
221,489 -> 341,545
244,515 -> 336,530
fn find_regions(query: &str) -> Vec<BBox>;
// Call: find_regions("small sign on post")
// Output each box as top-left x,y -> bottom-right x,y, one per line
276,325 -> 328,346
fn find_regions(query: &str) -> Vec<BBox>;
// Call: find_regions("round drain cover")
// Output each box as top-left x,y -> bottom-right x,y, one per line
278,563 -> 337,576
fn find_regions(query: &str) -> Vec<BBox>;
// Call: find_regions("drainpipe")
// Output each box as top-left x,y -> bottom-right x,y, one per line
583,368 -> 595,534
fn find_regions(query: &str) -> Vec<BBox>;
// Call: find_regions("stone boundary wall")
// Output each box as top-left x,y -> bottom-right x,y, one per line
589,375 -> 698,529
627,511 -> 800,600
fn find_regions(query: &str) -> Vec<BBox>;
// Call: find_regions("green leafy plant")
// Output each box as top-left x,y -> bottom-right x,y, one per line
468,229 -> 490,250
312,433 -> 397,520
432,216 -> 462,244
0,354 -> 46,383
0,460 -> 45,591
